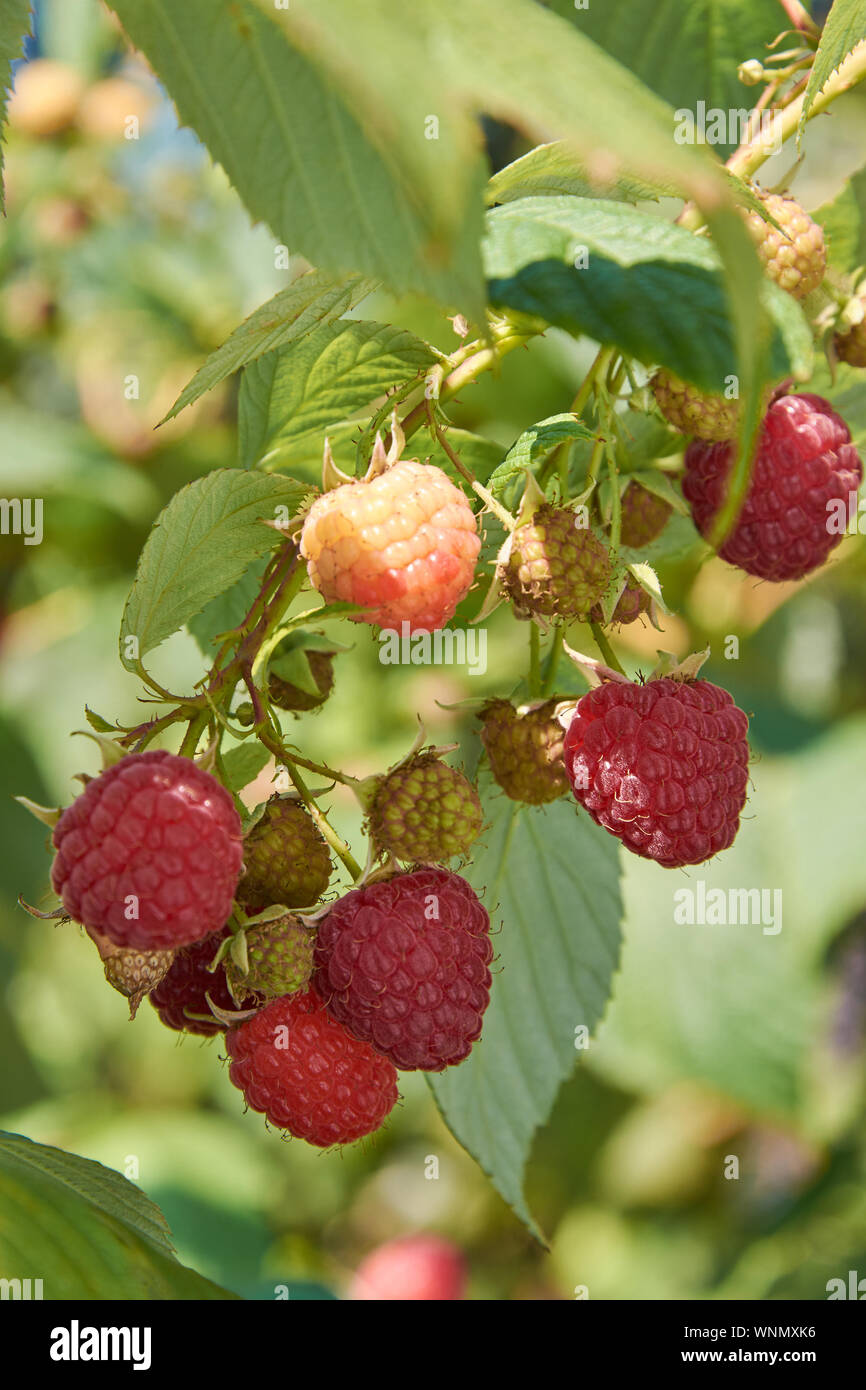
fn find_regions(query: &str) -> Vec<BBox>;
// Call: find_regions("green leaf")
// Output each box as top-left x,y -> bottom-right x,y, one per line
255,0 -> 733,210
187,558 -> 269,659
120,471 -> 308,670
0,1 -> 31,211
545,0 -> 791,157
814,163 -> 866,272
220,742 -> 271,795
162,271 -> 377,423
487,141 -> 683,206
591,720 -> 866,1118
487,413 -> 595,508
799,0 -> 866,139
0,1131 -> 238,1299
106,0 -> 487,313
239,320 -> 436,471
428,780 -> 623,1238
614,412 -> 684,470
484,196 -> 813,391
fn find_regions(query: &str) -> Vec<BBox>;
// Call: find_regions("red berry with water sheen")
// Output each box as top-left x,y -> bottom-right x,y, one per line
564,678 -> 750,869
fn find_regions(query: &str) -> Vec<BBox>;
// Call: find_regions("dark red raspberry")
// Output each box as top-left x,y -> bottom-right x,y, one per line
150,925 -> 247,1036
314,868 -> 493,1072
51,750 -> 243,950
563,678 -> 750,869
350,1235 -> 467,1301
683,393 -> 862,581
226,987 -> 399,1146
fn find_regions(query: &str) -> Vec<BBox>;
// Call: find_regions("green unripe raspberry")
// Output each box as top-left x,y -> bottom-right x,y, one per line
744,192 -> 826,300
590,576 -> 651,627
504,505 -> 611,621
269,651 -> 335,713
480,699 -> 569,805
651,369 -> 740,442
226,914 -> 314,999
834,298 -> 866,367
238,798 -> 332,910
370,755 -> 483,863
618,482 -> 673,549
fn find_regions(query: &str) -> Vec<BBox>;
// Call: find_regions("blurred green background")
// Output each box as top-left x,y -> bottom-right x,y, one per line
2,0 -> 866,1300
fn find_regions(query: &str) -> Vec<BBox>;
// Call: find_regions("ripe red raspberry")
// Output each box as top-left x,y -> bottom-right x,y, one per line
619,482 -> 673,549
237,797 -> 332,911
683,393 -> 862,581
150,925 -> 247,1036
350,1235 -> 467,1301
744,192 -> 826,299
503,505 -> 611,620
226,987 -> 399,1146
563,677 -> 750,869
300,460 -> 480,633
651,370 -> 740,442
51,751 -> 243,950
480,698 -> 568,805
314,868 -> 493,1072
369,755 -> 483,863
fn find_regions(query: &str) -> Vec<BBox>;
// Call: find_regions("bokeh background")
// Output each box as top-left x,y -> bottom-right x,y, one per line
2,0 -> 866,1300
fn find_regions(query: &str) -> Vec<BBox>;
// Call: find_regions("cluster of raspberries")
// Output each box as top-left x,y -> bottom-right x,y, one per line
40,192 -> 866,1160
50,751 -> 493,1148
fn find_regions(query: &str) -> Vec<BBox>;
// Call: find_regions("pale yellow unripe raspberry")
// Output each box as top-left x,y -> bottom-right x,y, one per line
300,460 -> 480,632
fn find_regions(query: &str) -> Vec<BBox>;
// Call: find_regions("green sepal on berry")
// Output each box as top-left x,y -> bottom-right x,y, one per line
266,631 -> 346,713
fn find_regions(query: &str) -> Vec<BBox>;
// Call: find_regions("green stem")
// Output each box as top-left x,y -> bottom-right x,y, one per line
529,624 -> 541,696
541,628 -> 563,697
606,449 -> 622,559
589,621 -> 628,677
401,329 -> 531,443
178,711 -> 209,758
426,403 -> 516,530
679,41 -> 866,234
776,0 -> 819,35
586,438 -> 606,488
258,727 -> 362,880
571,345 -> 616,418
275,747 -> 359,788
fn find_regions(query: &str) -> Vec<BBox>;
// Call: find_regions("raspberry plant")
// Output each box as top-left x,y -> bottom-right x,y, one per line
6,0 -> 866,1257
